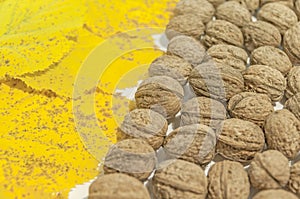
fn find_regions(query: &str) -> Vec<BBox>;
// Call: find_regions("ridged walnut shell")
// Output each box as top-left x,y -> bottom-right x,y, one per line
167,35 -> 207,67
216,1 -> 251,27
243,65 -> 286,102
189,62 -> 244,101
229,0 -> 260,13
207,0 -> 225,7
181,97 -> 227,129
135,76 -> 184,119
285,93 -> 300,120
264,109 -> 300,160
260,0 -> 294,8
248,150 -> 290,190
288,161 -> 300,197
228,92 -> 274,127
163,124 -> 216,166
208,160 -> 250,199
284,22 -> 300,65
216,118 -> 265,162
103,139 -> 156,181
153,159 -> 207,199
118,109 -> 168,150
204,20 -> 244,48
89,173 -> 150,199
174,0 -> 215,23
257,3 -> 298,35
251,46 -> 292,76
296,0 -> 300,19
166,14 -> 205,40
207,44 -> 248,72
253,189 -> 298,199
286,67 -> 300,99
242,21 -> 281,52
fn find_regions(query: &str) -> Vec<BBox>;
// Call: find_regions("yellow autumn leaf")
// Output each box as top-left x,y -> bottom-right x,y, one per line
0,0 -> 86,78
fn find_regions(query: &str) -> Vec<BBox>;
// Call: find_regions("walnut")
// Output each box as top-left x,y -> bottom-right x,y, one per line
260,0 -> 294,8
88,173 -> 151,199
257,3 -> 298,35
243,65 -> 286,102
216,1 -> 251,27
189,62 -> 244,101
296,0 -> 300,19
229,0 -> 260,13
165,14 -> 205,40
207,44 -> 248,72
207,160 -> 250,199
163,124 -> 216,166
284,22 -> 300,65
242,21 -> 281,52
216,118 -> 265,162
167,35 -> 207,67
227,92 -> 274,127
174,0 -> 215,23
285,93 -> 300,120
288,161 -> 300,197
103,139 -> 156,181
264,109 -> 300,160
135,76 -> 184,119
118,109 -> 168,150
153,159 -> 207,199
253,189 -> 298,199
148,55 -> 193,85
251,46 -> 293,76
203,20 -> 244,48
286,66 -> 300,98
248,150 -> 290,190
180,96 -> 227,130
207,0 -> 225,7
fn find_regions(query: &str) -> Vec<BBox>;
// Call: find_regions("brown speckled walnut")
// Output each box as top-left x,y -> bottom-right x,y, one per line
163,124 -> 216,166
89,173 -> 151,199
253,189 -> 298,199
264,109 -> 300,160
149,55 -> 193,85
153,159 -> 207,199
229,0 -> 260,13
286,66 -> 300,99
135,76 -> 184,119
207,0 -> 225,7
103,139 -> 156,181
243,65 -> 286,102
216,118 -> 265,162
251,46 -> 292,76
288,161 -> 300,197
208,160 -> 250,199
260,0 -> 294,8
285,93 -> 300,120
228,92 -> 274,127
118,109 -> 168,150
284,23 -> 300,65
248,150 -> 290,190
296,0 -> 300,19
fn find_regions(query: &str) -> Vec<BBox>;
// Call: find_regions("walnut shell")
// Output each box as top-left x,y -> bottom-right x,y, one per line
166,14 -> 205,40
253,189 -> 298,199
204,20 -> 244,48
243,65 -> 286,102
285,93 -> 300,120
167,35 -> 207,67
153,159 -> 207,199
148,55 -> 193,85
207,44 -> 248,72
296,0 -> 300,19
174,0 -> 215,23
216,118 -> 265,162
103,139 -> 157,181
288,161 -> 300,197
208,160 -> 250,199
242,21 -> 282,52
89,173 -> 151,199
260,0 -> 294,8
189,62 -> 244,101
163,124 -> 216,166
286,66 -> 300,98
257,3 -> 298,35
284,23 -> 300,65
264,109 -> 300,160
251,46 -> 293,76
135,76 -> 184,119
248,150 -> 290,190
118,109 -> 168,150
216,1 -> 251,27
207,0 -> 225,7
180,97 -> 227,129
229,0 -> 260,13
228,92 -> 274,127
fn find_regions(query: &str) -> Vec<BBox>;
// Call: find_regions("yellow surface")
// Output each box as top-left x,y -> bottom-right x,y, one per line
0,0 -> 177,198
